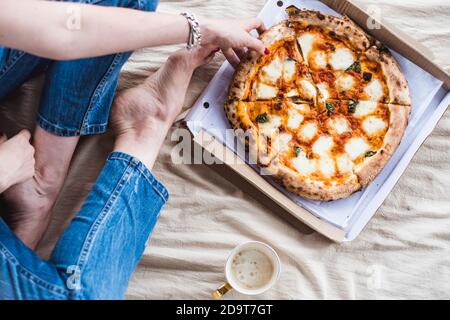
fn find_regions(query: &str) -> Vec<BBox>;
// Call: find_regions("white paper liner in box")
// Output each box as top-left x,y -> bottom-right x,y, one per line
186,0 -> 449,241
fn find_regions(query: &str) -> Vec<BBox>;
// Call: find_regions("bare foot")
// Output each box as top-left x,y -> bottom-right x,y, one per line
1,128 -> 79,249
111,47 -> 216,169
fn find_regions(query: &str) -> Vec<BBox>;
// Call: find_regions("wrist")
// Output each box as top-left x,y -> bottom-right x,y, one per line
201,19 -> 217,46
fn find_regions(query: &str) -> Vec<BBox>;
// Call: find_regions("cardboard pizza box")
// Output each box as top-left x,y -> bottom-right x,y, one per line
183,0 -> 450,242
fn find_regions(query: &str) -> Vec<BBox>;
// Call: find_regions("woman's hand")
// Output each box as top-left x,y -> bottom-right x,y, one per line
201,18 -> 268,67
0,130 -> 35,194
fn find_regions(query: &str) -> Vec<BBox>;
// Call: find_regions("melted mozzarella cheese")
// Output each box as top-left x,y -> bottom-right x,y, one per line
292,152 -> 316,176
291,103 -> 310,113
252,82 -> 278,100
283,59 -> 296,81
328,117 -> 350,135
313,136 -> 334,156
273,132 -> 292,153
364,79 -> 383,101
313,51 -> 327,68
298,79 -> 317,100
260,56 -> 283,83
354,101 -> 378,117
285,88 -> 299,97
316,83 -> 330,101
297,33 -> 316,63
362,116 -> 387,136
299,122 -> 318,141
319,157 -> 336,178
287,109 -> 304,129
259,115 -> 281,136
336,154 -> 354,174
345,137 -> 370,160
336,74 -> 355,92
329,47 -> 355,70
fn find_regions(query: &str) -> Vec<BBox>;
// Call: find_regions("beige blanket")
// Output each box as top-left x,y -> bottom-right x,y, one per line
1,0 -> 450,299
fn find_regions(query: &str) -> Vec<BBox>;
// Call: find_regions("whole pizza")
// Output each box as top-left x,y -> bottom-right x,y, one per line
225,7 -> 411,201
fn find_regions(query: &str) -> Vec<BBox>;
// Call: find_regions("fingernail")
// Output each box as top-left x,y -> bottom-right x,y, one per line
264,48 -> 270,55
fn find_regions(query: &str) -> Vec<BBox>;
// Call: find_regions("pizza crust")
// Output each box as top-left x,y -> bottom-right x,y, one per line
365,47 -> 411,105
286,7 -> 372,51
356,104 -> 410,186
269,162 -> 361,201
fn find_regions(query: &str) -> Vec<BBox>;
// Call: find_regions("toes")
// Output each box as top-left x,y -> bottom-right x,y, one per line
169,46 -> 217,70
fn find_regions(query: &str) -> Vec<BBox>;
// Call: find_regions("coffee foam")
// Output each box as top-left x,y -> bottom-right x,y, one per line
230,249 -> 274,290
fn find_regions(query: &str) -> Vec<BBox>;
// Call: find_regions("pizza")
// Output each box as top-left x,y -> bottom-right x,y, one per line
225,7 -> 411,201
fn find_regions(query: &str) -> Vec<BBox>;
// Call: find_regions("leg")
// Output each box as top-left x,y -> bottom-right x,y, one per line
2,0 -> 160,250
0,47 -> 214,299
0,48 -> 49,101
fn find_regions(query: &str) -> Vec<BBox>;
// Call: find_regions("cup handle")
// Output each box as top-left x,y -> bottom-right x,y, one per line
212,282 -> 233,299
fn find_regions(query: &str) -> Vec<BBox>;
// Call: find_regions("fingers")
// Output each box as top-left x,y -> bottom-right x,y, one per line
223,47 -> 240,68
243,33 -> 267,55
16,129 -> 31,141
244,18 -> 267,35
11,130 -> 34,156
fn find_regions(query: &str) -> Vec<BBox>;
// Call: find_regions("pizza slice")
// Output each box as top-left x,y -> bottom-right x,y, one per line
226,99 -> 314,166
286,8 -> 411,106
248,39 -> 319,104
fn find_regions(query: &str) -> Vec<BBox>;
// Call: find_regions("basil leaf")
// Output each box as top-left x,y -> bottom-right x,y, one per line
348,99 -> 358,114
325,102 -> 335,116
294,146 -> 302,156
255,113 -> 269,123
365,151 -> 377,157
346,61 -> 361,73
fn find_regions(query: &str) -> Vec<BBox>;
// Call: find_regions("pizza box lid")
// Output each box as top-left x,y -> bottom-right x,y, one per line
181,0 -> 450,242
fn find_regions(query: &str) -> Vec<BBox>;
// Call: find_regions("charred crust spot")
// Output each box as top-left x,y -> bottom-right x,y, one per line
317,12 -> 325,20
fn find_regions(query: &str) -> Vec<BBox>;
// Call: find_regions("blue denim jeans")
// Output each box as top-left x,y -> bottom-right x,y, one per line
0,0 -> 159,136
0,0 -> 166,299
0,152 -> 169,299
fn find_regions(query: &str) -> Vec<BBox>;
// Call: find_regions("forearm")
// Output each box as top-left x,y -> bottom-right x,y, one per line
0,0 -> 192,60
